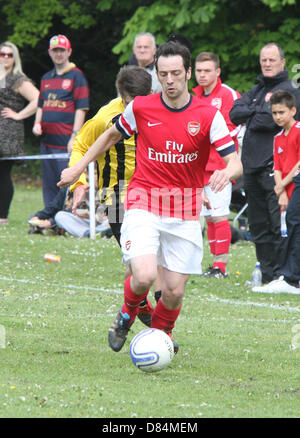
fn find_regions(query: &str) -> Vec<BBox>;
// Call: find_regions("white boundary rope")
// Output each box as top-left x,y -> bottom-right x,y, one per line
0,153 -> 70,160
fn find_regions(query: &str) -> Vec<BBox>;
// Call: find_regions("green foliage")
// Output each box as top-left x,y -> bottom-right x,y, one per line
3,0 -> 64,47
2,0 -> 97,47
261,0 -> 296,11
110,0 -> 300,92
1,0 -> 300,114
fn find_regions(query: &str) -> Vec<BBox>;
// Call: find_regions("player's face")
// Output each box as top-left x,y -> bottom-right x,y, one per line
157,55 -> 191,103
260,46 -> 285,77
195,60 -> 220,91
271,103 -> 296,129
48,47 -> 72,67
134,36 -> 156,67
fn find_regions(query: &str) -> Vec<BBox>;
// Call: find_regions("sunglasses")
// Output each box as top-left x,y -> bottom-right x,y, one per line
0,52 -> 13,58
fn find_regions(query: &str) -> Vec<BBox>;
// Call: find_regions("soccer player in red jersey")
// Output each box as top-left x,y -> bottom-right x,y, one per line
193,52 -> 241,278
58,42 -> 243,353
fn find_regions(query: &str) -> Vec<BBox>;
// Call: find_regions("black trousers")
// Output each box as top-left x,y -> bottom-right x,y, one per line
105,193 -> 125,247
0,160 -> 14,218
280,174 -> 300,285
244,169 -> 282,283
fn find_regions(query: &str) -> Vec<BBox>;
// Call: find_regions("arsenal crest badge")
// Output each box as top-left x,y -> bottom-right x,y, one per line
211,97 -> 222,109
265,92 -> 272,102
62,79 -> 72,90
188,121 -> 200,136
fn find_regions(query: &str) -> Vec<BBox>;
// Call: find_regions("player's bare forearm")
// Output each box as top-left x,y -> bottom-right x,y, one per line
209,152 -> 243,192
57,125 -> 122,188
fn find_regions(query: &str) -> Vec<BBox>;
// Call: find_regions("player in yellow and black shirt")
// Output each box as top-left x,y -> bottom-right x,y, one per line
69,66 -> 152,244
67,66 -> 154,327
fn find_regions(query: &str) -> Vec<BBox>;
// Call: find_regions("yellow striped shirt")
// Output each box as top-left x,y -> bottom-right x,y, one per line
69,97 -> 136,204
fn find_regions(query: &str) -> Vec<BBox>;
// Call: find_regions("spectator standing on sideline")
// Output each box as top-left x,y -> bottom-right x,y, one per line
63,65 -> 155,326
0,41 -> 39,225
132,32 -> 162,94
230,42 -> 300,284
253,172 -> 300,294
252,90 -> 300,293
272,91 -> 300,211
192,52 -> 241,278
33,35 -> 89,207
58,42 -> 243,354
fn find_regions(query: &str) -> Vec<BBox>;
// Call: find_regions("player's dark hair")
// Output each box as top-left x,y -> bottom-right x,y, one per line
167,33 -> 192,51
195,52 -> 220,69
116,66 -> 152,97
270,90 -> 296,109
155,41 -> 191,73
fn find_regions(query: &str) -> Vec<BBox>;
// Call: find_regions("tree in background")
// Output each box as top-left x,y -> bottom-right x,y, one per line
0,0 -> 149,114
111,0 -> 300,92
1,0 -> 300,105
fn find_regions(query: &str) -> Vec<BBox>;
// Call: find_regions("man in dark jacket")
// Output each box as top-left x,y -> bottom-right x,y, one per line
252,171 -> 300,293
230,42 -> 300,283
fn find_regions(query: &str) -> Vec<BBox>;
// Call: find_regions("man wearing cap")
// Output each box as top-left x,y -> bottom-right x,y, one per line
33,35 -> 89,207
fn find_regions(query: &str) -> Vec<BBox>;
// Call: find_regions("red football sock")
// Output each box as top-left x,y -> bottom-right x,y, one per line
212,220 -> 231,274
214,220 -> 231,254
151,298 -> 181,334
206,221 -> 216,254
122,275 -> 148,323
213,261 -> 227,274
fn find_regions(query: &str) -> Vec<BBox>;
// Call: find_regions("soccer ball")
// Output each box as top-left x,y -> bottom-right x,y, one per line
129,328 -> 174,372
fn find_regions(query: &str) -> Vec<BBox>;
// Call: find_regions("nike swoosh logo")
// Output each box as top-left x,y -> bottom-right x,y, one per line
269,172 -> 274,177
216,239 -> 228,243
148,122 -> 162,127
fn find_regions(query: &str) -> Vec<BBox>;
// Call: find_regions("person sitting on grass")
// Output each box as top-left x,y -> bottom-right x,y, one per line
28,166 -> 111,238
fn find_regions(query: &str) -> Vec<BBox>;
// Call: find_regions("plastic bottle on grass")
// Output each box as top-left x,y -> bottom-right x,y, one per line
44,253 -> 61,263
280,211 -> 287,237
251,262 -> 262,287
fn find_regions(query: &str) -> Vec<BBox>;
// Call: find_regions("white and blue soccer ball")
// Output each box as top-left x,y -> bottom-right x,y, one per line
129,328 -> 174,372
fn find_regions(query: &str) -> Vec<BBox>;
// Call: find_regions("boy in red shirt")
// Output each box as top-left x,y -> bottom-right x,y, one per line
252,89 -> 300,294
271,90 -> 300,210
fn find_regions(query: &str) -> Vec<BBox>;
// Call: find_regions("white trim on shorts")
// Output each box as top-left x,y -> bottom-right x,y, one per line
120,209 -> 203,275
201,182 -> 232,217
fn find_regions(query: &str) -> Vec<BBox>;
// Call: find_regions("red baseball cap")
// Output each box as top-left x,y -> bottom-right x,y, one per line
49,35 -> 71,50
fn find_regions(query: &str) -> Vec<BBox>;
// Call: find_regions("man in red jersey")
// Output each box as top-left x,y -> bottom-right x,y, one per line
58,42 -> 243,354
193,52 -> 241,278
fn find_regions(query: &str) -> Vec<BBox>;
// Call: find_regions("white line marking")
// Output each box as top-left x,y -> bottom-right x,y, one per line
198,296 -> 300,313
0,276 -> 122,294
1,276 -> 300,315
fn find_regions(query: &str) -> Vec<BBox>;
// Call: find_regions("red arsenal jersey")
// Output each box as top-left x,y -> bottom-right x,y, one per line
273,121 -> 300,199
116,94 -> 235,220
38,64 -> 89,149
192,78 -> 240,183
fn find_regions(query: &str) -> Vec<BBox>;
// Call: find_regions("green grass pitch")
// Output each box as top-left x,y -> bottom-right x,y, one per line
0,185 -> 299,418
